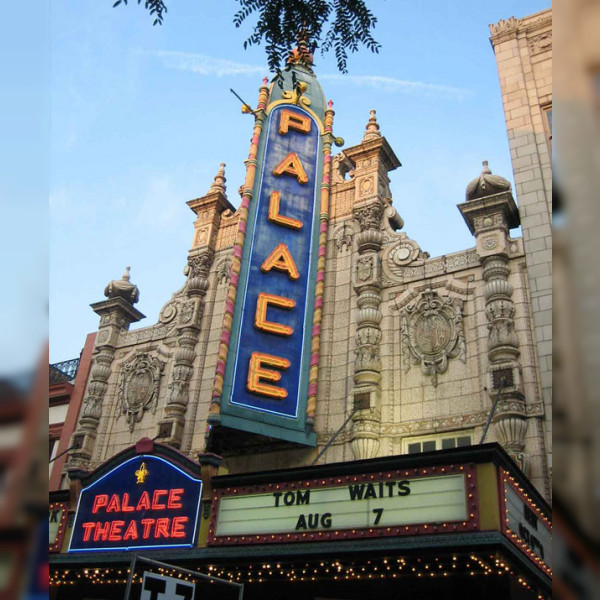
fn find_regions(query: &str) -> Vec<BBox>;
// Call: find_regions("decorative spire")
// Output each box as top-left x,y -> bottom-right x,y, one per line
104,266 -> 140,305
466,160 -> 511,201
287,28 -> 314,70
208,163 -> 227,194
362,109 -> 381,142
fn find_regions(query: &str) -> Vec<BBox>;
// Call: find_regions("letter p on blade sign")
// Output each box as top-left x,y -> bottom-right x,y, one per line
140,572 -> 195,600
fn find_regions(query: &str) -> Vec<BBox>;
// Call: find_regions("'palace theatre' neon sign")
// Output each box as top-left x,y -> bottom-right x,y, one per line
220,100 -> 324,445
68,455 -> 202,552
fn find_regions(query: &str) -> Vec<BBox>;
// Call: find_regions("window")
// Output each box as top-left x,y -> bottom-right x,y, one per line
542,104 -> 552,147
403,431 -> 473,455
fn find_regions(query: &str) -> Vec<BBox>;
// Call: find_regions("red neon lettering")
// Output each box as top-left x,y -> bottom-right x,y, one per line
171,516 -> 189,539
106,494 -> 121,513
137,491 -> 151,511
152,489 -> 168,510
155,518 -> 170,539
141,518 -> 155,539
92,494 -> 108,514
121,493 -> 135,512
93,521 -> 110,542
123,520 -> 139,541
82,522 -> 95,542
108,520 -> 125,542
167,489 -> 184,510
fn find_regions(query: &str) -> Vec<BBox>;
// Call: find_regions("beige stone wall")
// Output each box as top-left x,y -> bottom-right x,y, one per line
489,8 -> 552,470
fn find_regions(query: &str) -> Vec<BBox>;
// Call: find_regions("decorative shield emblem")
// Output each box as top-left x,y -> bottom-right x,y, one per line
401,290 -> 466,386
119,353 -> 165,431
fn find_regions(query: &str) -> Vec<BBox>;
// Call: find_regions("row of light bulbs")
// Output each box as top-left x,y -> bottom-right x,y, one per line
49,552 -> 548,598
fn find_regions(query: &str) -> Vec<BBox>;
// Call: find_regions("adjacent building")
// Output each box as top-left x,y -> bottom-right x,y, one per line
488,5 -> 552,495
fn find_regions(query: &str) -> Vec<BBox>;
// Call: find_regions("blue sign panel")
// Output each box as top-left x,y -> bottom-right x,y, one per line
68,455 -> 202,552
221,104 -> 321,443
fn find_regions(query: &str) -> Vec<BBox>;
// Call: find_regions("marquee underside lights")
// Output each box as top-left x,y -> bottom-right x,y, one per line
48,552 -> 550,599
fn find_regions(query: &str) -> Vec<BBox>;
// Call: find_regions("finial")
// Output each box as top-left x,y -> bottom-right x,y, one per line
208,163 -> 227,194
362,109 -> 381,142
465,160 -> 511,201
104,266 -> 139,304
262,77 -> 269,86
287,27 -> 314,69
328,99 -> 334,109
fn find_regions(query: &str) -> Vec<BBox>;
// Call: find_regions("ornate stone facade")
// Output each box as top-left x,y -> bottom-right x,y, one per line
63,81 -> 550,502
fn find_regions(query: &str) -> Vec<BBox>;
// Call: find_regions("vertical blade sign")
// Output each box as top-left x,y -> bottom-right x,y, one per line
222,104 -> 322,445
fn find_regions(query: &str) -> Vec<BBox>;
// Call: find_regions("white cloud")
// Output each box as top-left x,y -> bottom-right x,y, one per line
141,50 -> 265,78
139,51 -> 468,99
320,74 -> 469,99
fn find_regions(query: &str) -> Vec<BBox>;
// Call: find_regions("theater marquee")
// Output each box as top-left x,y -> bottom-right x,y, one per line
209,464 -> 478,545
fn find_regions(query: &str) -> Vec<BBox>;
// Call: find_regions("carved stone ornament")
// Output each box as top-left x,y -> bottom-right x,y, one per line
388,238 -> 420,269
216,258 -> 232,284
356,255 -> 374,283
359,176 -> 374,197
188,250 -> 214,278
489,17 -> 521,37
528,31 -> 552,54
353,203 -> 384,232
118,352 -> 165,431
481,235 -> 499,251
104,266 -> 140,305
401,291 -> 467,387
331,153 -> 354,184
334,223 -> 354,252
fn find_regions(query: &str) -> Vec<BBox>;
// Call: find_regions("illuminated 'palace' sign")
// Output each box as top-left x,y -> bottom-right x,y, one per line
69,455 -> 202,552
209,465 -> 478,545
221,103 -> 322,444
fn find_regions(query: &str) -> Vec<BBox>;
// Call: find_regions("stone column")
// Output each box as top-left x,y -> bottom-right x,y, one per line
68,270 -> 144,467
342,110 -> 401,461
158,165 -> 231,448
350,202 -> 384,459
159,250 -> 213,448
482,253 -> 528,465
459,162 -> 528,468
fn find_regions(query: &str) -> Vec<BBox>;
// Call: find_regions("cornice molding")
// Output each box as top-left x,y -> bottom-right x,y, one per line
489,10 -> 552,45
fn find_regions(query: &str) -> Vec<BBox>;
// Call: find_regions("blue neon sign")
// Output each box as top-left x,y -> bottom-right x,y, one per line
68,455 -> 202,552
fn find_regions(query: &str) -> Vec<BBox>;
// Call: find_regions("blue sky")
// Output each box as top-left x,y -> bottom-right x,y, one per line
44,0 -> 550,365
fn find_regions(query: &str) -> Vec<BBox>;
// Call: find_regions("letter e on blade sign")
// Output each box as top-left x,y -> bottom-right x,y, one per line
140,572 -> 195,600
